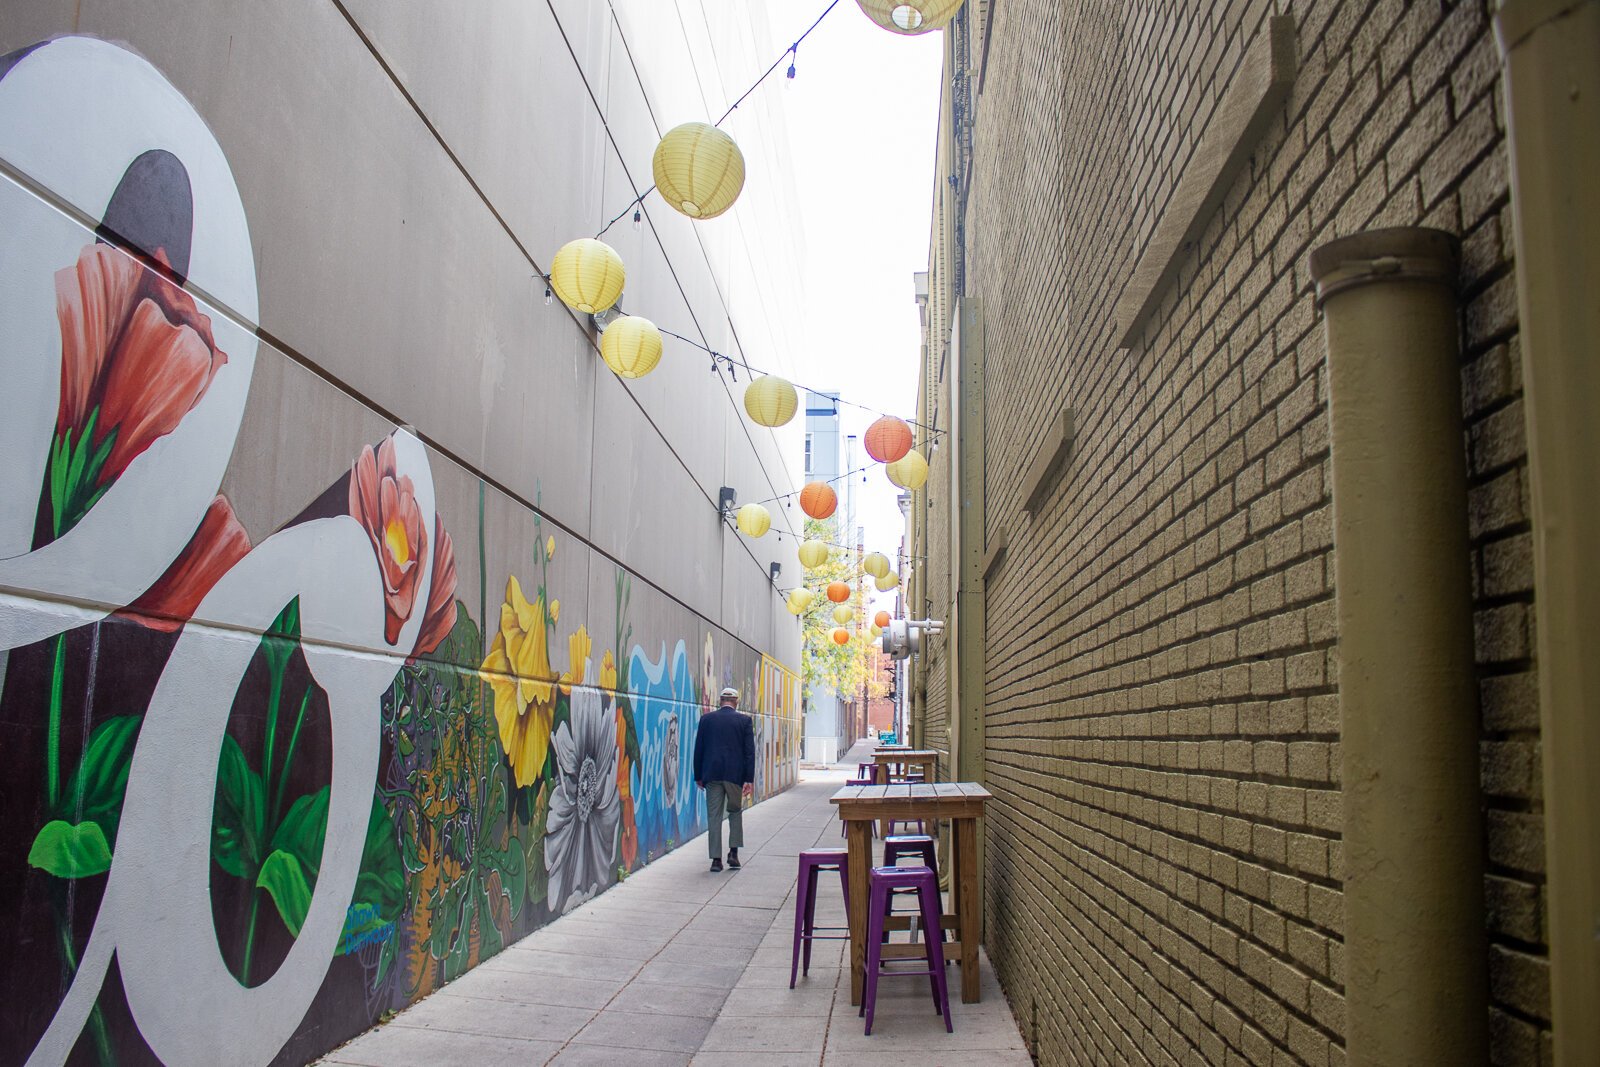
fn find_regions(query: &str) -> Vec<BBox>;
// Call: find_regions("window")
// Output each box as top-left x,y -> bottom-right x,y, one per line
804,432 -> 813,475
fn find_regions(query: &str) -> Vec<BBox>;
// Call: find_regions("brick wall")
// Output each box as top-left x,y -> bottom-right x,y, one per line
934,1 -> 1547,1063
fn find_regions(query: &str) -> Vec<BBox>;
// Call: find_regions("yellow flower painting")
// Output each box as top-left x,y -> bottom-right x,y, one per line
479,575 -> 556,786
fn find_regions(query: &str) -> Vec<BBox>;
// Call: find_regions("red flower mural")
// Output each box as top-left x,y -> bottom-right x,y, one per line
349,438 -> 429,646
49,243 -> 228,537
412,515 -> 457,659
121,495 -> 251,631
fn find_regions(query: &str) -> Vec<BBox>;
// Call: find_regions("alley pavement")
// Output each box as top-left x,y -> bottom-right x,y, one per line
318,740 -> 1029,1065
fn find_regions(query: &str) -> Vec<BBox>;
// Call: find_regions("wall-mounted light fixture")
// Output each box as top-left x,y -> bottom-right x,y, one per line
770,562 -> 782,583
718,486 -> 737,521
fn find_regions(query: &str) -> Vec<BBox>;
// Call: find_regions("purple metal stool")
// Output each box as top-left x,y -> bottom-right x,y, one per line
791,848 -> 850,988
882,835 -> 941,944
886,818 -> 928,836
860,864 -> 953,1036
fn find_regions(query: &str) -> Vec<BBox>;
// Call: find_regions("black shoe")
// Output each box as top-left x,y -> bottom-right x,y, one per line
710,858 -> 724,873
726,849 -> 741,870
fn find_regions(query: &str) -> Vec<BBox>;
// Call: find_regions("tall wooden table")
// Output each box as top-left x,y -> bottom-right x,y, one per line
870,747 -> 938,783
830,782 -> 991,1005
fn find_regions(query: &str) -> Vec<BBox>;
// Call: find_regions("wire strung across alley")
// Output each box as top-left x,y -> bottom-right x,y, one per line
592,0 -> 844,241
658,326 -> 945,440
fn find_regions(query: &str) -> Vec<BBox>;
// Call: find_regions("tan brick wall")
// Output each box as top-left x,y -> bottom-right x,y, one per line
931,1 -> 1547,1063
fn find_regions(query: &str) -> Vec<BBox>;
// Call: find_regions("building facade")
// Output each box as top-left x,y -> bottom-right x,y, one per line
801,388 -> 864,763
0,3 -> 805,1063
906,1 -> 1597,1065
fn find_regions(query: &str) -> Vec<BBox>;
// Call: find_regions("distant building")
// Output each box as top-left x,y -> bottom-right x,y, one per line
801,390 -> 861,763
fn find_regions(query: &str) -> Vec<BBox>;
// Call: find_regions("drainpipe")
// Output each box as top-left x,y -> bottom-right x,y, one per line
1496,3 -> 1600,1061
1309,228 -> 1487,1066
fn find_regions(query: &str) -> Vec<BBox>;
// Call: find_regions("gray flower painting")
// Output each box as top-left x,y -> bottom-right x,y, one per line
545,682 -> 621,912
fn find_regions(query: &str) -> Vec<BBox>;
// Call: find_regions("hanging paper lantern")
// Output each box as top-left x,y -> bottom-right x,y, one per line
791,587 -> 816,611
862,552 -> 891,580
798,539 -> 831,570
826,581 -> 850,603
736,503 -> 771,538
787,591 -> 807,615
653,122 -> 746,220
871,625 -> 883,639
854,0 -> 967,35
832,604 -> 854,626
799,481 -> 838,519
599,315 -> 663,378
875,572 -> 899,591
831,627 -> 850,646
550,238 -> 624,314
744,375 -> 799,427
885,448 -> 929,490
874,610 -> 891,629
864,415 -> 913,463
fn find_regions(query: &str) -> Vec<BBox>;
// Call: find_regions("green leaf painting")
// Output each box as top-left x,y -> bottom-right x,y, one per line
256,850 -> 314,937
213,734 -> 265,880
28,819 -> 113,879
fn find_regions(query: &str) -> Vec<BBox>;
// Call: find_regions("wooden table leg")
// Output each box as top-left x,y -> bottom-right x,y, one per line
846,818 -> 872,1007
955,816 -> 980,1002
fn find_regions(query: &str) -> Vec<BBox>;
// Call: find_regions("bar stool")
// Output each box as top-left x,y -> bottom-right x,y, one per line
882,835 -> 940,944
860,864 -> 953,1036
790,848 -> 850,988
886,818 -> 928,836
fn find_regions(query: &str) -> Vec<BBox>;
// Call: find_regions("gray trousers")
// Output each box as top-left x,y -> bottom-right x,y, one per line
704,781 -> 744,858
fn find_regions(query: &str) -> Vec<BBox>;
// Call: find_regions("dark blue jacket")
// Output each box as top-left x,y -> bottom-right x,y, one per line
694,704 -> 755,786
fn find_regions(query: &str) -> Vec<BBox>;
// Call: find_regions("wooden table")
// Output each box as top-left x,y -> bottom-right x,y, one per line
869,747 -> 938,783
831,782 -> 991,1005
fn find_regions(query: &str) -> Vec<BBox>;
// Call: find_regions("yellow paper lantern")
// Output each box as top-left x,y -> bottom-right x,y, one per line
798,539 -> 831,570
652,122 -> 746,220
791,587 -> 816,611
854,0 -> 966,34
744,375 -> 799,427
875,571 -> 899,591
832,604 -> 854,626
870,624 -> 883,639
831,627 -> 850,646
885,448 -> 929,490
550,238 -> 625,314
736,503 -> 771,538
599,315 -> 663,378
862,552 -> 891,580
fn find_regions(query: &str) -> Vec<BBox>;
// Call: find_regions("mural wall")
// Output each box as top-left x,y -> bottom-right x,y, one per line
0,35 -> 801,1066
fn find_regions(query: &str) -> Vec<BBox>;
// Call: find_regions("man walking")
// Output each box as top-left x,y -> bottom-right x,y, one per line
694,686 -> 756,872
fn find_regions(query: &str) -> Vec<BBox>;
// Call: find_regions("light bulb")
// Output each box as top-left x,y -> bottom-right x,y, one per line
544,284 -> 553,306
632,209 -> 642,231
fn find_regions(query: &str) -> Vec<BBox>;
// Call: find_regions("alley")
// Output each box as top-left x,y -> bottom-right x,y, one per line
318,743 -> 1028,1066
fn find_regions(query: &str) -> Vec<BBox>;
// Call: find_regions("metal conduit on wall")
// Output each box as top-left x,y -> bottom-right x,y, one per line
1309,228 -> 1489,1065
1495,2 -> 1600,1062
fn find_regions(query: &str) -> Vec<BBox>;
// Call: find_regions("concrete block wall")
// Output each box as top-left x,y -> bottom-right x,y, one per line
954,1 -> 1544,1063
0,2 -> 804,1063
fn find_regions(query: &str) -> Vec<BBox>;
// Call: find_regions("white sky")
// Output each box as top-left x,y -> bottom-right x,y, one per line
758,1 -> 944,616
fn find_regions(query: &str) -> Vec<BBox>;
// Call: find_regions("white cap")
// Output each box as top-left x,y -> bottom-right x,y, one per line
719,686 -> 740,700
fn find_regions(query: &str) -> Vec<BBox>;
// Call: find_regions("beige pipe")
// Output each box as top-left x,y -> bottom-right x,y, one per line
1496,3 -> 1600,1061
1310,228 -> 1487,1066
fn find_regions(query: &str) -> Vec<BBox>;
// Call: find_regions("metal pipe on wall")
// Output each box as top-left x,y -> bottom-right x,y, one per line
1310,228 -> 1488,1065
1495,3 -> 1600,1061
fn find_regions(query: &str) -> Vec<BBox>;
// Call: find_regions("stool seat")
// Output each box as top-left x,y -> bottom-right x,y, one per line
791,849 -> 850,988
861,864 -> 953,1036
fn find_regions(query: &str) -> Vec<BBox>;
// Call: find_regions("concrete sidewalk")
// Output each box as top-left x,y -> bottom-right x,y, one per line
318,742 -> 1029,1065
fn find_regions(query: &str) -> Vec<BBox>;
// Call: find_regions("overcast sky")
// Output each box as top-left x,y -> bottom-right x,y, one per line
758,1 -> 944,617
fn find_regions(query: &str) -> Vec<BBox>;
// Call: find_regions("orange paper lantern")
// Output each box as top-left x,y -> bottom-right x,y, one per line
864,416 -> 913,463
826,581 -> 851,603
831,627 -> 850,645
874,610 -> 891,629
799,481 -> 838,520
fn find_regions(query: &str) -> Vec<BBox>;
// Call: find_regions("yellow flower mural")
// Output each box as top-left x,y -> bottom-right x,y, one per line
479,575 -> 556,787
600,649 -> 617,693
559,627 -> 592,694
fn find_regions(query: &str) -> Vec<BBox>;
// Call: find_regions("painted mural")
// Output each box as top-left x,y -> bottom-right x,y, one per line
0,36 -> 801,1066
